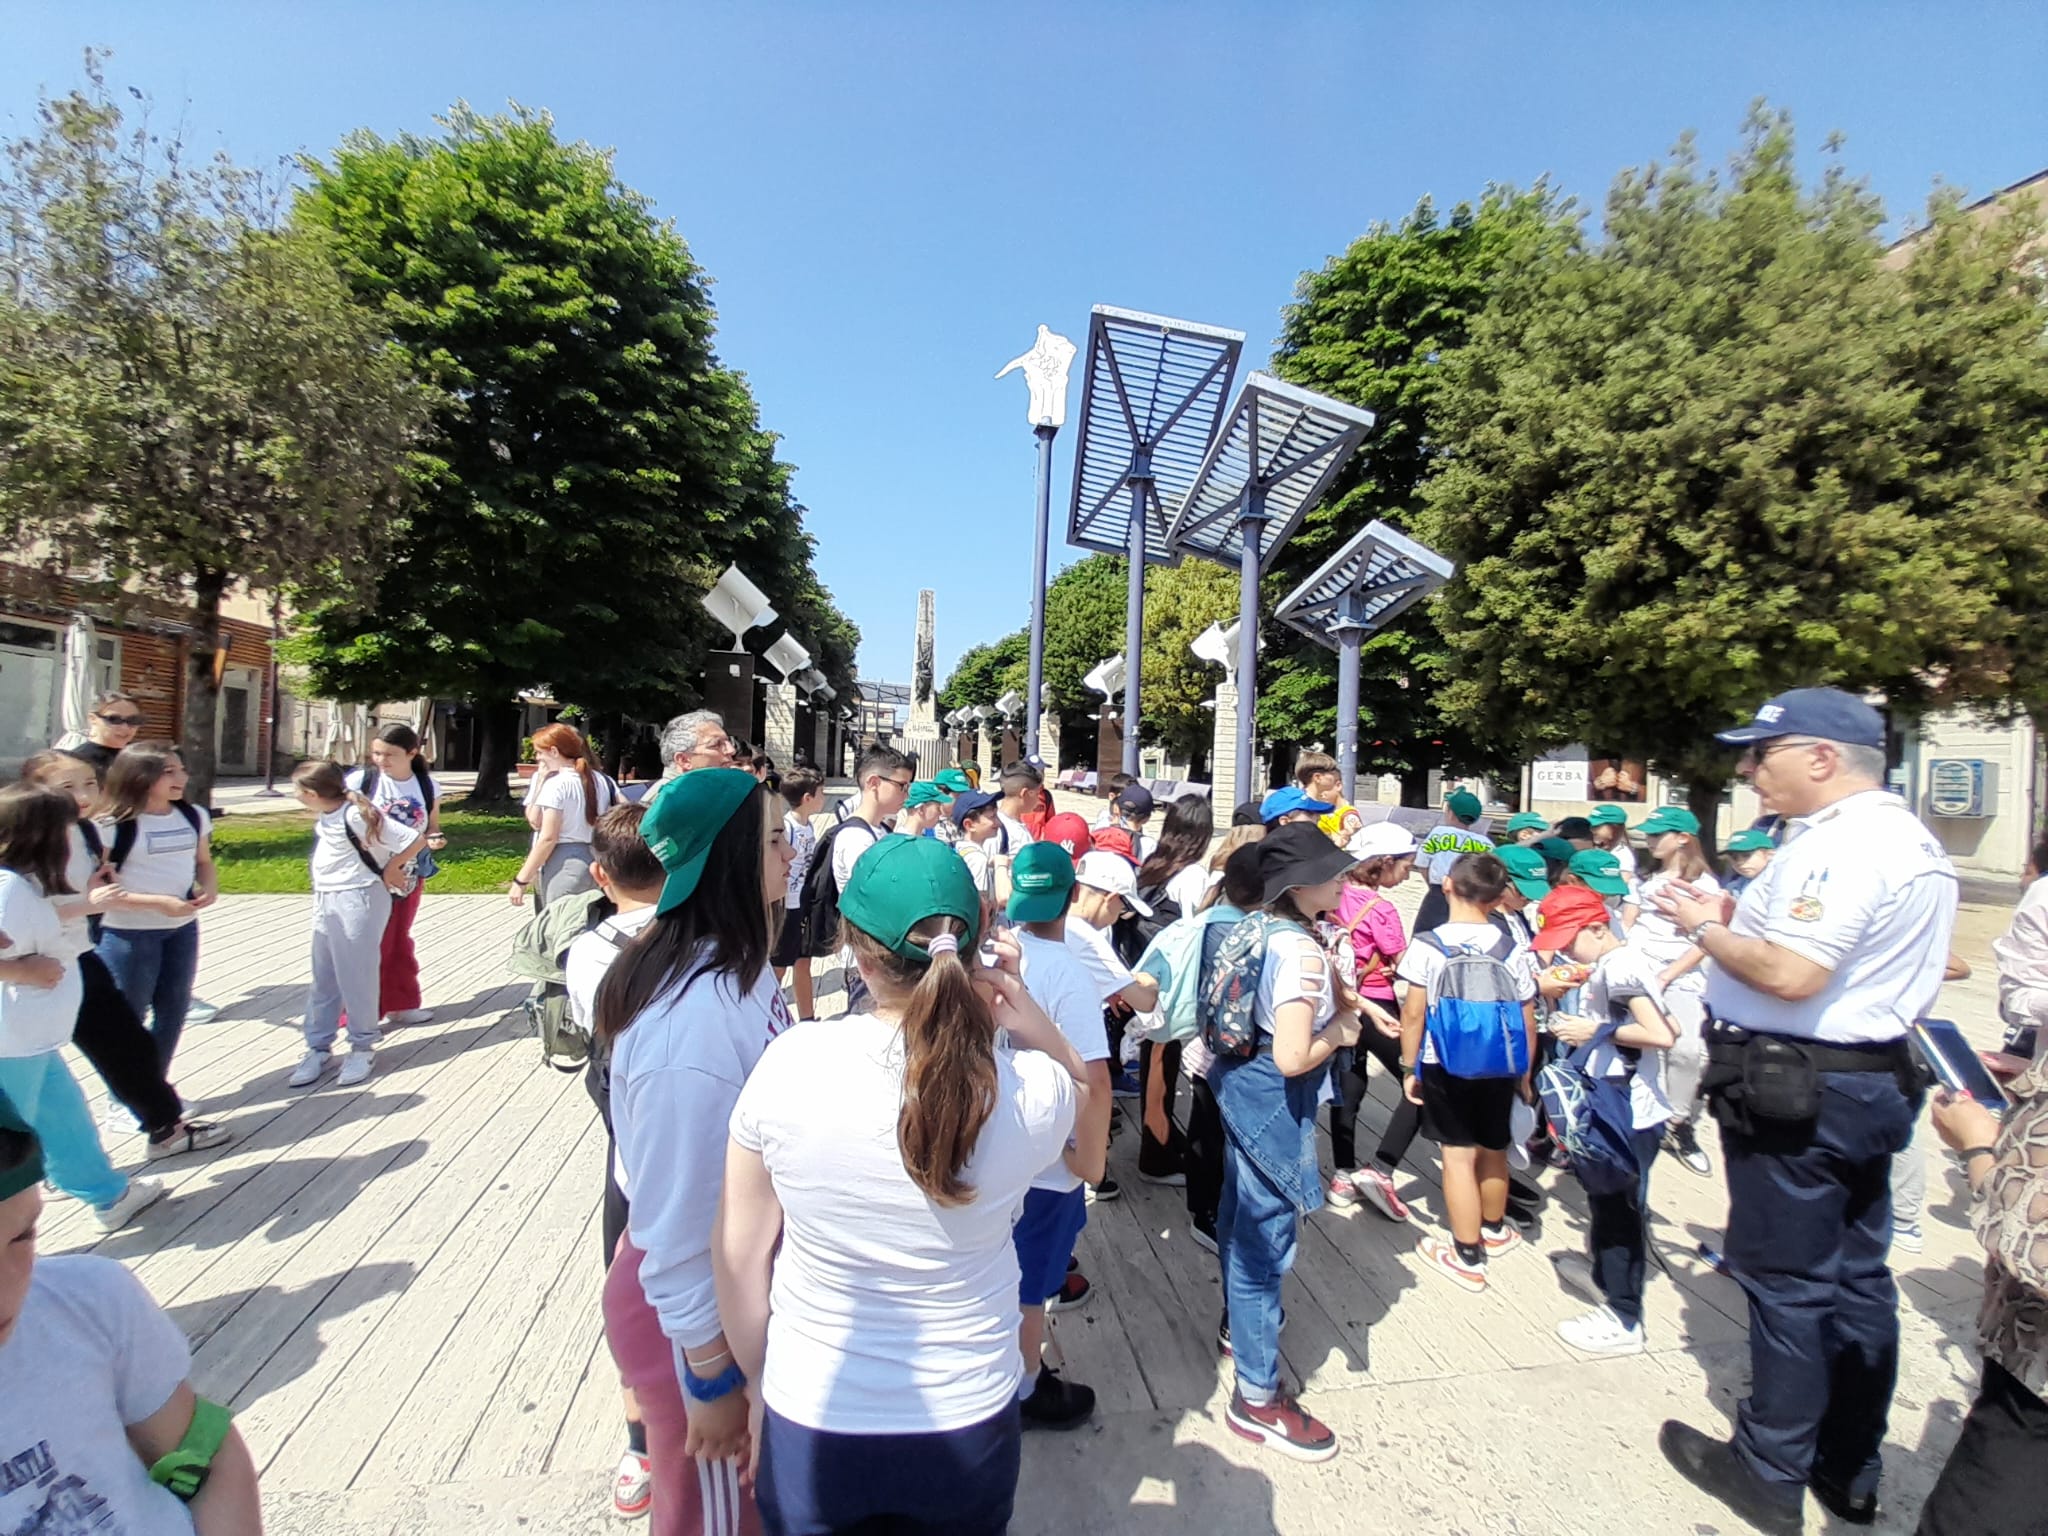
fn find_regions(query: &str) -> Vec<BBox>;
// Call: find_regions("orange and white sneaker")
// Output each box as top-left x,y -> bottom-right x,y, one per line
612,1448 -> 651,1519
1419,1235 -> 1488,1293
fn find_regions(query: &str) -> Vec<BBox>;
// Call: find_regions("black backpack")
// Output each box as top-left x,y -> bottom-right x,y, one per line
800,817 -> 875,958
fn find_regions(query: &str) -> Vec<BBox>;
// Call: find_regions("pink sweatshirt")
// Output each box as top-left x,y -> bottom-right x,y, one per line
1335,885 -> 1407,1001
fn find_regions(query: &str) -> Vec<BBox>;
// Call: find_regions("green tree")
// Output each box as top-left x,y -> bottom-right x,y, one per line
1419,108 -> 2048,823
1265,186 -> 1576,799
936,631 -> 1028,717
291,104 -> 853,801
1039,556 -> 1131,721
0,56 -> 426,803
1140,557 -> 1240,768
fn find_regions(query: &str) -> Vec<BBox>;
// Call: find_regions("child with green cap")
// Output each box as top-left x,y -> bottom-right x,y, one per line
1722,827 -> 1776,896
896,780 -> 952,839
715,835 -> 1092,1536
1003,840 -> 1115,1429
1587,804 -> 1639,892
1504,811 -> 1551,845
1416,788 -> 1494,933
596,767 -> 793,1534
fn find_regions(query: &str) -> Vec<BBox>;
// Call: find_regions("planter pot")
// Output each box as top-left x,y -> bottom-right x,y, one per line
516,764 -> 538,779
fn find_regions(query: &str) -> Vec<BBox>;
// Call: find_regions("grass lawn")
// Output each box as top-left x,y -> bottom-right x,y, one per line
212,798 -> 532,894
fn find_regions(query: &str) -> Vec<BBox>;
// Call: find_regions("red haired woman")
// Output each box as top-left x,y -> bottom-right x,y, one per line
511,724 -> 619,908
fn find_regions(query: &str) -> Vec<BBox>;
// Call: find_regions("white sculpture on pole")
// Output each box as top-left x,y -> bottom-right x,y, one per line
995,325 -> 1078,429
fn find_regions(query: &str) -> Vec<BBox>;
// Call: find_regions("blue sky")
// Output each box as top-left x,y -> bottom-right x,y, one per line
7,3 -> 2043,685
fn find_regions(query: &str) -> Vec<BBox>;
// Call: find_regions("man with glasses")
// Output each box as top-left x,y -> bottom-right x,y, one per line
1653,688 -> 1957,1533
63,693 -> 145,783
657,710 -> 734,779
823,747 -> 911,1013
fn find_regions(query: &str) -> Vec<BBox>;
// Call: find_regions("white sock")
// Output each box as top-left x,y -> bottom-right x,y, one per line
1017,1366 -> 1041,1401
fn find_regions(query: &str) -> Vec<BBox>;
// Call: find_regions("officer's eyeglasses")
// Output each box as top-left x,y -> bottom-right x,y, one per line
1738,737 -> 1821,773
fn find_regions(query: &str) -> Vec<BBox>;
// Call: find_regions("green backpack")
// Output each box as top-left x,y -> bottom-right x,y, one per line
508,889 -> 613,1072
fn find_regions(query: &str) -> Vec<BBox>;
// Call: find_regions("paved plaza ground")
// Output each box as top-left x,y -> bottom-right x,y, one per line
42,882 -> 2016,1534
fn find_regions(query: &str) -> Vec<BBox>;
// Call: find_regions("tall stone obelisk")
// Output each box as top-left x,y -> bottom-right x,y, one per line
903,590 -> 942,774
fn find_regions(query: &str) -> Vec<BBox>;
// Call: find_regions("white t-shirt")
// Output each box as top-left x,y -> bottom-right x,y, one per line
1630,868 -> 1721,970
1256,926 -> 1337,1036
1579,944 -> 1674,1129
996,812 -> 1035,852
566,906 -> 658,1039
830,818 -> 881,894
309,804 -> 419,893
957,840 -> 997,900
1396,920 -> 1537,1066
1064,918 -> 1135,1005
1015,932 -> 1110,1192
728,1013 -> 1075,1435
610,964 -> 796,1351
1704,790 -> 1958,1044
56,827 -> 101,959
0,870 -> 83,1057
97,808 -> 209,932
347,766 -> 431,830
784,813 -> 816,909
1420,823 -> 1494,886
528,769 -> 614,846
0,1255 -> 195,1536
1163,862 -> 1211,920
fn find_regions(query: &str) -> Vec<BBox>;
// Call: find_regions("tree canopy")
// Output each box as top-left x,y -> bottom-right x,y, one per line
289,104 -> 855,797
1417,108 -> 2048,810
0,55 -> 426,802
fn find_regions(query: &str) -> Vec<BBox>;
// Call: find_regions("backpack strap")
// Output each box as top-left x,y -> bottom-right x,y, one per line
111,818 -> 139,871
339,817 -> 388,882
79,820 -> 105,864
359,765 -> 381,800
175,801 -> 204,839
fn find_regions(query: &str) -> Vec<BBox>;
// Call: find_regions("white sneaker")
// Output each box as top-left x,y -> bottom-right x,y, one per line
287,1051 -> 329,1089
1892,1223 -> 1924,1254
93,1176 -> 166,1232
1553,1252 -> 1601,1304
1557,1305 -> 1645,1356
336,1049 -> 375,1087
613,1448 -> 652,1519
383,1008 -> 434,1026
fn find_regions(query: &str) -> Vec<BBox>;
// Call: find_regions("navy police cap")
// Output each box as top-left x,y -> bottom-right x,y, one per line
1715,688 -> 1885,750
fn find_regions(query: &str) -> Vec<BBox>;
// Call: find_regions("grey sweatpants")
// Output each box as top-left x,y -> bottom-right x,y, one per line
305,886 -> 389,1052
537,842 -> 595,910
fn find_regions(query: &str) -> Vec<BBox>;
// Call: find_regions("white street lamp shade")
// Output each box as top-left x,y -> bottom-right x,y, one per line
763,634 -> 813,680
701,565 -> 777,647
995,689 -> 1024,718
995,325 -> 1078,429
1083,655 -> 1127,700
1190,621 -> 1233,669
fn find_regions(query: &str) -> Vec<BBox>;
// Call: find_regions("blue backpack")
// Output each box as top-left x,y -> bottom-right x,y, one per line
1537,1018 -> 1645,1198
1418,929 -> 1530,1079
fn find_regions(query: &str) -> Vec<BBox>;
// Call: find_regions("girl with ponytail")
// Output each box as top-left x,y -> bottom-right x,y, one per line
348,722 -> 443,1027
715,835 -> 1088,1536
512,722 -> 617,910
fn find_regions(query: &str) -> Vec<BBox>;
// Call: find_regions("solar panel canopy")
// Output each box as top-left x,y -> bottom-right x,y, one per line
1274,520 -> 1455,649
1066,306 -> 1244,562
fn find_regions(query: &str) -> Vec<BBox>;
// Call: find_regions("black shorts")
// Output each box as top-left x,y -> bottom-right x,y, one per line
771,906 -> 808,969
1420,1065 -> 1517,1151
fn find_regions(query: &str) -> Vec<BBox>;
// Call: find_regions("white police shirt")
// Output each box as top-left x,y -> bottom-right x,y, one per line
1704,790 -> 1957,1044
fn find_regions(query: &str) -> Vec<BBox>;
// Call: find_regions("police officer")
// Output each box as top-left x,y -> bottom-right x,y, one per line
1654,688 -> 1957,1533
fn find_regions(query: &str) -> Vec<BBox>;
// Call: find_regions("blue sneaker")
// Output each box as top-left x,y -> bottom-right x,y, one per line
1111,1068 -> 1141,1098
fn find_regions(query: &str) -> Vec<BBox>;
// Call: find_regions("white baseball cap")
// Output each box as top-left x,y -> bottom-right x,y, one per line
1348,822 -> 1419,860
1075,851 -> 1152,917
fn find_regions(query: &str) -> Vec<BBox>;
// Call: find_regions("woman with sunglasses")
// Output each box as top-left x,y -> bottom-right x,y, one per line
58,693 -> 144,785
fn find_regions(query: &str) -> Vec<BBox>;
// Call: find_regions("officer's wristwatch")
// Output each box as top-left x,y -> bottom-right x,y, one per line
1687,918 -> 1723,944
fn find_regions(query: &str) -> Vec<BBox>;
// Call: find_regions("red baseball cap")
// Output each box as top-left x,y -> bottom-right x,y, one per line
1531,885 -> 1613,954
1037,813 -> 1093,858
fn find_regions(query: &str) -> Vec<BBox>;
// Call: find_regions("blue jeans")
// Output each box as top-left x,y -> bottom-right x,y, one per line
757,1403 -> 1019,1536
0,1052 -> 127,1209
96,923 -> 200,1070
1586,1128 -> 1662,1327
1218,1135 -> 1296,1403
1721,1068 -> 1917,1504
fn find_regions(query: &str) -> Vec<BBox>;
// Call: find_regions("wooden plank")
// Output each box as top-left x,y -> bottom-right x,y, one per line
547,1328 -> 631,1478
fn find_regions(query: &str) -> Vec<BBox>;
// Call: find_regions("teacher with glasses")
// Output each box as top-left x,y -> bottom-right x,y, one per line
61,692 -> 145,783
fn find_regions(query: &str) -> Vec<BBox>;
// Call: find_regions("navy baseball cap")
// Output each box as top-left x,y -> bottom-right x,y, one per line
950,788 -> 1001,826
1715,688 -> 1885,749
1113,783 -> 1155,817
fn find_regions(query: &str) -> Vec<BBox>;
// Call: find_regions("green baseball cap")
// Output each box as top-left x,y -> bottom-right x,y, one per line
0,1101 -> 44,1203
1505,812 -> 1549,835
1587,804 -> 1628,827
640,768 -> 762,916
1725,828 -> 1775,854
903,780 -> 952,810
1568,848 -> 1629,896
933,768 -> 975,795
1532,836 -> 1577,867
1445,789 -> 1483,821
1638,806 -> 1701,838
1495,844 -> 1553,902
1006,840 -> 1078,924
839,834 -> 983,963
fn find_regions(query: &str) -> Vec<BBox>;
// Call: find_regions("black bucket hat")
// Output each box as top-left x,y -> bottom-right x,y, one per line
1256,822 -> 1359,909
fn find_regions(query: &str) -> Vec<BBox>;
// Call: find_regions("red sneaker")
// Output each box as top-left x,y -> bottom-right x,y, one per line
1225,1390 -> 1339,1462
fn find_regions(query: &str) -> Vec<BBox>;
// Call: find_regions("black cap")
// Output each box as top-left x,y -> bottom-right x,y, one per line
1232,799 -> 1265,828
1256,822 -> 1359,909
1114,783 -> 1155,817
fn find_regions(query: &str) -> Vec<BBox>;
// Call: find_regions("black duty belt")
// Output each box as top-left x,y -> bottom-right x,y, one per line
1705,1019 -> 1910,1074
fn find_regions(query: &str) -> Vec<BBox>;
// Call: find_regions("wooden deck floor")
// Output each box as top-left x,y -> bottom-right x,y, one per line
45,891 -> 2000,1534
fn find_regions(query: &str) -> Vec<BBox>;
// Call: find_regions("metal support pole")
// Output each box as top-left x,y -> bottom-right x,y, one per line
1335,621 -> 1362,804
1025,423 -> 1056,753
1234,484 -> 1267,809
258,593 -> 285,797
1123,475 -> 1149,776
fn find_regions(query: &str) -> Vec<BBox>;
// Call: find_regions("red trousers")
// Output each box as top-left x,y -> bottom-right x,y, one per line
378,880 -> 423,1015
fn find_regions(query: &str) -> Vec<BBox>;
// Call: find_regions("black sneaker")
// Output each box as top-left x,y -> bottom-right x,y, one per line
1019,1366 -> 1096,1431
1664,1120 -> 1712,1178
1807,1472 -> 1878,1526
1191,1216 -> 1219,1256
1047,1272 -> 1092,1313
1657,1421 -> 1802,1536
1089,1177 -> 1122,1203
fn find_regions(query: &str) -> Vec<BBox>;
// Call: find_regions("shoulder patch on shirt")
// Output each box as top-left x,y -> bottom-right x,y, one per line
1787,895 -> 1824,922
